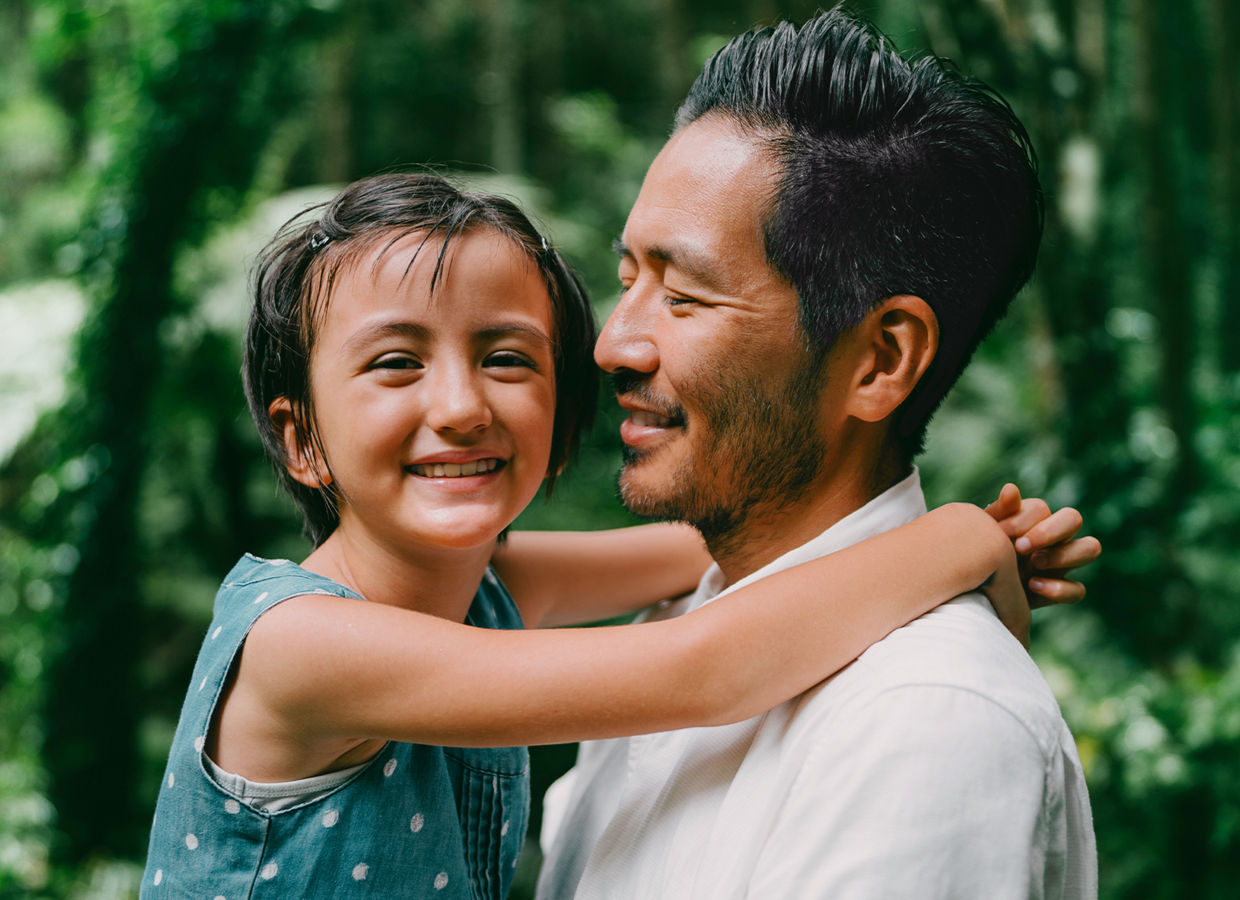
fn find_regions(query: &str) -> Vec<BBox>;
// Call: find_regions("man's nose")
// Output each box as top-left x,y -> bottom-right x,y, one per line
595,290 -> 659,375
426,365 -> 492,434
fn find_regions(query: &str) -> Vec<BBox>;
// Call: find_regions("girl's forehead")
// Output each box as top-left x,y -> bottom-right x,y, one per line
312,227 -> 553,334
346,227 -> 537,289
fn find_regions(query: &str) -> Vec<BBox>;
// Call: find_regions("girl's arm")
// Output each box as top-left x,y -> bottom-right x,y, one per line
493,524 -> 713,628
238,502 -> 1013,749
499,487 -> 1101,630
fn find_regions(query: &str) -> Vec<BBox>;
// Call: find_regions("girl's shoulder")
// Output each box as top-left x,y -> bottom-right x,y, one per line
213,554 -> 363,617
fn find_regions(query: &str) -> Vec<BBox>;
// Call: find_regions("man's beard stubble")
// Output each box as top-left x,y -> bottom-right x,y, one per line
613,359 -> 828,560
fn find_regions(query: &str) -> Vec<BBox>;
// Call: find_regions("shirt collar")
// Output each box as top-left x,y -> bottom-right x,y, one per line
691,467 -> 928,608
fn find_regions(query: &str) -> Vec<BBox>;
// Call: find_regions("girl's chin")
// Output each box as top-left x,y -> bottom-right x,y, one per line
402,515 -> 514,551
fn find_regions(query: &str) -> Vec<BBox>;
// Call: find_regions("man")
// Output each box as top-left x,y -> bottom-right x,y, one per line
536,8 -> 1096,899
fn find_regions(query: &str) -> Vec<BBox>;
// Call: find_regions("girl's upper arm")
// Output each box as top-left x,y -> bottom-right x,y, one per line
245,504 -> 1009,749
493,524 -> 712,628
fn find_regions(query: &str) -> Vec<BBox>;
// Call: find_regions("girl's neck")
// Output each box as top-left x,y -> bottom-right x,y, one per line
301,526 -> 495,623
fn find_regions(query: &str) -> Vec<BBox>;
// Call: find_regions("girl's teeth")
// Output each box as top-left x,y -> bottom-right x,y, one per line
413,459 -> 496,477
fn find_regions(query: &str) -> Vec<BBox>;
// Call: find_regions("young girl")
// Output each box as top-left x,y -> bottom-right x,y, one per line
141,173 -> 1096,898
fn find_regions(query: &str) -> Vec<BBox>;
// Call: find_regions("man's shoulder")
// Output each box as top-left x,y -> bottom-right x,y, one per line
787,592 -> 1069,756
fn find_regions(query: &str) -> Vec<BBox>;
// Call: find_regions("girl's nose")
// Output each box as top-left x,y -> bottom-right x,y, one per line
426,368 -> 493,434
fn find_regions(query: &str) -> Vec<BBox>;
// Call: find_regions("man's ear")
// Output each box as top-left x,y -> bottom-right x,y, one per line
843,295 -> 939,424
268,397 -> 331,488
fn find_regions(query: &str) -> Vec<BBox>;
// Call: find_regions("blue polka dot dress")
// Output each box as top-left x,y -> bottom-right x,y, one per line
141,555 -> 529,899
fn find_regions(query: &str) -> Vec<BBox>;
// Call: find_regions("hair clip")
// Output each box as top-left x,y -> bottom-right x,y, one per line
309,230 -> 330,250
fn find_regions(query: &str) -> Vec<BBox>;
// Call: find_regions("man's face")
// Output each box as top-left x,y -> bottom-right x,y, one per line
596,115 -> 830,544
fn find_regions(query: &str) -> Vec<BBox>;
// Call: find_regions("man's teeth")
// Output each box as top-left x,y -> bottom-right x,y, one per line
631,410 -> 675,428
410,459 -> 499,478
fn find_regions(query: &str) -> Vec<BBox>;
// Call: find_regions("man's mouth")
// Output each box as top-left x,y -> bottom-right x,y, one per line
406,459 -> 503,478
629,409 -> 679,428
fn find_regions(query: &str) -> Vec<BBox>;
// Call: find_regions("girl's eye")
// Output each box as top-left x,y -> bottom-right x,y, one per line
485,351 -> 537,370
371,354 -> 422,371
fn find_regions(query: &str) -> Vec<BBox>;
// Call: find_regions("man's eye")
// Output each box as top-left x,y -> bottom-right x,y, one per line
665,295 -> 697,307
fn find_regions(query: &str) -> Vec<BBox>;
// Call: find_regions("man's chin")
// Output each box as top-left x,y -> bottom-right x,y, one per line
616,462 -> 677,521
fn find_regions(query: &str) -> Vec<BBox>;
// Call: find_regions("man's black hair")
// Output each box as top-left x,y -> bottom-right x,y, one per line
675,5 -> 1043,459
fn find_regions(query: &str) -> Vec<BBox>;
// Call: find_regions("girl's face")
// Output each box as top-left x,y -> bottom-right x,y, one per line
298,228 -> 557,555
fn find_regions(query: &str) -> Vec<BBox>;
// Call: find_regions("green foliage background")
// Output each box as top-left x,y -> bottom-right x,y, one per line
1,0 -> 1237,896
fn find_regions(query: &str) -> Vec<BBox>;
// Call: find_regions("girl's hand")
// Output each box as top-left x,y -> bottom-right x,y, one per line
984,483 -> 1102,609
977,536 -> 1029,648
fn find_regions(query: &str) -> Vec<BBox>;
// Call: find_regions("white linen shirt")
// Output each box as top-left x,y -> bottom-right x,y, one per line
537,471 -> 1097,900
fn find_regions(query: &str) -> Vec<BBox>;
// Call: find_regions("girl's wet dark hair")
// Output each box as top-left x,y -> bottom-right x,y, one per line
244,173 -> 598,546
674,6 -> 1043,460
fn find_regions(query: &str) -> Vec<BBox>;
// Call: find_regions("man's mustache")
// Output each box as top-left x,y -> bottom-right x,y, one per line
609,372 -> 686,423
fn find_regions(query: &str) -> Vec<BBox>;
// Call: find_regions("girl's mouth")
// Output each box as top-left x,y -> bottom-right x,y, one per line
406,458 -> 504,478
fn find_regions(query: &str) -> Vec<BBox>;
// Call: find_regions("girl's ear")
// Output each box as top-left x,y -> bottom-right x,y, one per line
268,397 -> 331,488
843,294 -> 939,424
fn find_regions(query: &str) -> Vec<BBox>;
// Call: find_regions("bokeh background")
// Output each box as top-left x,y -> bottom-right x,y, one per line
1,0 -> 1238,897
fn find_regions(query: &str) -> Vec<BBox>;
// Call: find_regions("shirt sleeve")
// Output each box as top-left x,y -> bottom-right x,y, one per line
744,683 -> 1054,900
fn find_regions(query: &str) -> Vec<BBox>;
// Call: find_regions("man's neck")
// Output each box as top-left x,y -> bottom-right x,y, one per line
708,453 -> 909,587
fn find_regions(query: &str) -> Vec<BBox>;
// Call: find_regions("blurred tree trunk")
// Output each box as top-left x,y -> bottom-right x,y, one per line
528,0 -> 566,181
653,0 -> 690,118
1213,0 -> 1240,376
477,0 -> 524,173
41,0 -> 295,863
317,1 -> 365,183
1136,0 -> 1199,500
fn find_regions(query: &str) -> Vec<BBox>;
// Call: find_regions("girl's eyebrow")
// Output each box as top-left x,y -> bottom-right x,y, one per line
342,321 -> 431,354
342,320 -> 552,354
477,322 -> 553,348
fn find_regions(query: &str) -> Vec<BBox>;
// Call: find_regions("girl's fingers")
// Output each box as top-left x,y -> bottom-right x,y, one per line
1029,536 -> 1102,573
1014,507 -> 1083,554
1002,498 -> 1054,544
1027,577 -> 1087,608
984,483 -> 1023,525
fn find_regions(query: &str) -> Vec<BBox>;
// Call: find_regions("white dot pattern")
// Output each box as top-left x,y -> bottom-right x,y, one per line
260,862 -> 278,880
212,626 -> 222,639
434,872 -> 449,890
185,833 -> 198,850
153,869 -> 163,886
167,773 -> 175,788
224,798 -> 241,814
322,809 -> 339,828
501,819 -> 509,836
193,736 -> 205,753
199,676 -> 208,692
383,759 -> 397,777
352,863 -> 369,881
253,591 -> 269,605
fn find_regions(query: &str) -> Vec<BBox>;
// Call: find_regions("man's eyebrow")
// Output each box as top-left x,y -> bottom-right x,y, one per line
612,237 -> 731,294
